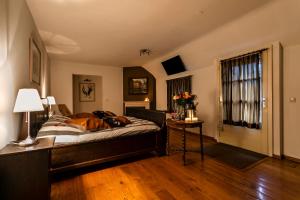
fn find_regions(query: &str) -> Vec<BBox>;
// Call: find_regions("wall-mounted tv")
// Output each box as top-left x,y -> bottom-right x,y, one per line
161,55 -> 186,75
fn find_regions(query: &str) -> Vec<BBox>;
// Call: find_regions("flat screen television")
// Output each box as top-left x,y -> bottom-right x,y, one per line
161,55 -> 186,75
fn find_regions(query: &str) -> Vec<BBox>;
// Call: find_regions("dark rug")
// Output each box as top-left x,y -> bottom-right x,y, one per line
204,143 -> 267,170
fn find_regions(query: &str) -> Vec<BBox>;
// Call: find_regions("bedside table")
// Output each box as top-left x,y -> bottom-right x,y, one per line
166,119 -> 204,165
0,137 -> 54,200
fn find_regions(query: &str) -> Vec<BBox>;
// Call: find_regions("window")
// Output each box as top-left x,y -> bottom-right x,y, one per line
221,52 -> 262,129
166,76 -> 191,112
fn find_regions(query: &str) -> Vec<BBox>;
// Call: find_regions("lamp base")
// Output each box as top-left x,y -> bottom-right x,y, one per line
12,137 -> 39,147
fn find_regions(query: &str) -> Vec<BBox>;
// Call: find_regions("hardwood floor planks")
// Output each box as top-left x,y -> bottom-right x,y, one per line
51,132 -> 300,200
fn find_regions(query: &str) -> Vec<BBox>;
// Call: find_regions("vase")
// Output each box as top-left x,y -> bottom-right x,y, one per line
185,103 -> 196,120
175,104 -> 185,120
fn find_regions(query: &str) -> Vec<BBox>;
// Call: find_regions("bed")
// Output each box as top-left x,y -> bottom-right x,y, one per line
35,107 -> 167,173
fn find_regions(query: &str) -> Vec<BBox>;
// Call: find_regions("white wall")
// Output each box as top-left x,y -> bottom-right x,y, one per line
143,0 -> 300,158
284,45 -> 300,159
51,60 -> 123,115
0,0 -> 49,148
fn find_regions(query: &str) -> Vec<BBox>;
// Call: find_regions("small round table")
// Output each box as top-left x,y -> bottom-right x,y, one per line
166,119 -> 204,165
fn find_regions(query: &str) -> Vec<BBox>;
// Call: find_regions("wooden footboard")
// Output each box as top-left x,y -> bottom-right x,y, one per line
51,108 -> 166,173
126,107 -> 167,156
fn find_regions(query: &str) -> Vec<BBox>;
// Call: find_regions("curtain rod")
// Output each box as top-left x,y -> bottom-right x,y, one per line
220,48 -> 268,63
166,75 -> 192,82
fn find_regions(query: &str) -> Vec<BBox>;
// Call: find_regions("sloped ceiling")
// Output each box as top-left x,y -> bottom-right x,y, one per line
26,0 -> 271,67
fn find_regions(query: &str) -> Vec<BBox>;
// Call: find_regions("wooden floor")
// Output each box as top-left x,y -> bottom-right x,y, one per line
51,132 -> 300,200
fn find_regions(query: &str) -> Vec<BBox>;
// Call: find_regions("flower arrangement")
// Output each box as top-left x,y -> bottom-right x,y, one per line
172,92 -> 197,120
173,92 -> 197,107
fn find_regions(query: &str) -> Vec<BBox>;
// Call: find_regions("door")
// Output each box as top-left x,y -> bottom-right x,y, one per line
218,50 -> 269,155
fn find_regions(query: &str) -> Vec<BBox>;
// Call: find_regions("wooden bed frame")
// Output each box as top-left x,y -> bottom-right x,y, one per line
31,108 -> 167,173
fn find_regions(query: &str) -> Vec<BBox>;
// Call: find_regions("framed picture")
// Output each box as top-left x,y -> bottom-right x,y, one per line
79,83 -> 95,102
129,78 -> 148,94
29,37 -> 42,85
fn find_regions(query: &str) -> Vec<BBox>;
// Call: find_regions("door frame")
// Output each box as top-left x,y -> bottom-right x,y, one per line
215,43 -> 282,157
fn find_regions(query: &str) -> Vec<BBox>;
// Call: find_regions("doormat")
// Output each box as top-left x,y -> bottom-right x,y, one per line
204,143 -> 267,170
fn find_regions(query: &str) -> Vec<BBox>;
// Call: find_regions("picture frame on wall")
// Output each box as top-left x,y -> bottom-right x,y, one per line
129,78 -> 148,95
79,83 -> 95,102
29,37 -> 42,85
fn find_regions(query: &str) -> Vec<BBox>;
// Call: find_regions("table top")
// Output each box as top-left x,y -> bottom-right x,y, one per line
166,118 -> 204,128
0,137 -> 55,156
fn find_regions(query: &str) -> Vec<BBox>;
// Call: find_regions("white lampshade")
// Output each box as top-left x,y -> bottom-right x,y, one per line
13,89 -> 44,113
46,96 -> 56,105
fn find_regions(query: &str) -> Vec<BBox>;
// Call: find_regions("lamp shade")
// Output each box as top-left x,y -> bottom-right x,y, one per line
13,89 -> 44,112
46,96 -> 56,105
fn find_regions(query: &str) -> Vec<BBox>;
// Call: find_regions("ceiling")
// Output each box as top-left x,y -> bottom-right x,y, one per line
26,0 -> 270,67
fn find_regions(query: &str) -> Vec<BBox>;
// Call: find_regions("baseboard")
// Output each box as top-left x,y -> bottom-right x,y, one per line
203,135 -> 217,142
186,131 -> 217,142
272,154 -> 283,160
168,127 -> 217,142
283,155 -> 300,163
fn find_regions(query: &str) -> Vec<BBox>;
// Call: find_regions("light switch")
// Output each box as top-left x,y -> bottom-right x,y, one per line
289,97 -> 296,103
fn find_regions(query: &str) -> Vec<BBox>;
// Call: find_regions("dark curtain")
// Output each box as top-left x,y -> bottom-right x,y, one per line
221,52 -> 262,129
166,76 -> 191,112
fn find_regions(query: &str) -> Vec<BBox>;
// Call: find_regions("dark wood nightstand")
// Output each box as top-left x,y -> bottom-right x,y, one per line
0,137 -> 54,200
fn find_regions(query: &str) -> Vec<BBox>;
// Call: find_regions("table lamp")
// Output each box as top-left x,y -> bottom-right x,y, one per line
13,88 -> 44,146
46,96 -> 56,117
144,97 -> 150,102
